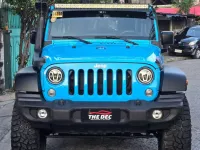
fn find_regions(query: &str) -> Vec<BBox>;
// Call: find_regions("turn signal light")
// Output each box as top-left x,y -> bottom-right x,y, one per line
145,89 -> 153,97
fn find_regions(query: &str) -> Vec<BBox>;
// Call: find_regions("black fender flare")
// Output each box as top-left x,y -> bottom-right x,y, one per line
160,65 -> 187,92
15,66 -> 41,92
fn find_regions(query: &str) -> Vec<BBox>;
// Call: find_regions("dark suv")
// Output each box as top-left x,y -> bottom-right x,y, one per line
168,25 -> 200,58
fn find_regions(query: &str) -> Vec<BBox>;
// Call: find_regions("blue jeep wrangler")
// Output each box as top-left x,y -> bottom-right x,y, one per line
11,3 -> 191,150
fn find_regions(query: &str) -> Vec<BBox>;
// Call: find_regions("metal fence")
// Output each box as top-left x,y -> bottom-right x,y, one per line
0,7 -> 34,89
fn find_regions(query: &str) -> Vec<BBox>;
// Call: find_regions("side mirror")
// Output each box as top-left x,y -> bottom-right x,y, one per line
161,31 -> 174,45
30,30 -> 36,44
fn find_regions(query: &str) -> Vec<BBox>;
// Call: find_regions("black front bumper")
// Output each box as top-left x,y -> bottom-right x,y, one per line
16,93 -> 184,133
169,44 -> 196,55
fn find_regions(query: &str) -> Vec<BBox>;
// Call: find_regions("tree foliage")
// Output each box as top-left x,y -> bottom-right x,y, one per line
173,0 -> 195,14
5,0 -> 110,69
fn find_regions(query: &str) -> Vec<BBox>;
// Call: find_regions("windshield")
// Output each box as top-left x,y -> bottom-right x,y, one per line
186,27 -> 200,37
47,10 -> 155,40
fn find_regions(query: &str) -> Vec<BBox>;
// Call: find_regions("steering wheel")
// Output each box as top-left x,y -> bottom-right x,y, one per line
120,31 -> 136,36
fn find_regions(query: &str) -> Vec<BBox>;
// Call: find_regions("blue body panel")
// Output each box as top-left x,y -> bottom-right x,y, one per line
40,7 -> 163,102
41,40 -> 163,102
41,40 -> 162,69
41,62 -> 160,102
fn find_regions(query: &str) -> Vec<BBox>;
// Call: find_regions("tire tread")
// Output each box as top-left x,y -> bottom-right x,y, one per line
158,97 -> 191,150
11,103 -> 45,150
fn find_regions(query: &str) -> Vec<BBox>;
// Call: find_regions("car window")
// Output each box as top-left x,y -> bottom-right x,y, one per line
186,27 -> 200,37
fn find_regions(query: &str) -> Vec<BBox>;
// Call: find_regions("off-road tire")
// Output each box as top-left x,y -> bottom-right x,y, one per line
11,103 -> 46,150
192,49 -> 200,59
158,96 -> 191,150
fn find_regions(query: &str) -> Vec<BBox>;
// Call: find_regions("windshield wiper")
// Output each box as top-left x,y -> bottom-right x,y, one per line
95,36 -> 138,45
52,36 -> 92,44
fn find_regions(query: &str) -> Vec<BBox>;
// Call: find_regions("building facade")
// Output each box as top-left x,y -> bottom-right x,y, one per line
152,0 -> 198,33
0,0 -> 5,92
194,0 -> 200,5
150,0 -> 199,5
131,0 -> 151,3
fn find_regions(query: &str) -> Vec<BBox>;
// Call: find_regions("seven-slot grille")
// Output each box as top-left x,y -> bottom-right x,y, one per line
68,69 -> 132,95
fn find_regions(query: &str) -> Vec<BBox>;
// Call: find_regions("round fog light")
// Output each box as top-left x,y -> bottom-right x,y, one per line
145,89 -> 153,97
152,110 -> 163,120
38,109 -> 48,119
48,89 -> 56,97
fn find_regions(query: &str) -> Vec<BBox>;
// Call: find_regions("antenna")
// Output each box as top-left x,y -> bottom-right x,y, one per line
33,0 -> 47,70
40,0 -> 42,51
34,0 -> 47,51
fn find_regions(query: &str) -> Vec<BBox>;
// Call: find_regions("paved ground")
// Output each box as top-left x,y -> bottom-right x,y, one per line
0,59 -> 200,150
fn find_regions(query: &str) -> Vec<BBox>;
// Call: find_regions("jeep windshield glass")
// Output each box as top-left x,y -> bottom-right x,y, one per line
52,36 -> 91,44
47,10 -> 156,40
94,36 -> 138,45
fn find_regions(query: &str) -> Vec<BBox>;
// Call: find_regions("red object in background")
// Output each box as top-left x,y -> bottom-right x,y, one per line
156,7 -> 179,14
190,5 -> 200,16
156,5 -> 200,16
89,110 -> 112,115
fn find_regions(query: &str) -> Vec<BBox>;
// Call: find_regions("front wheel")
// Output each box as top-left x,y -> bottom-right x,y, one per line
11,102 -> 46,150
192,49 -> 200,59
157,97 -> 191,150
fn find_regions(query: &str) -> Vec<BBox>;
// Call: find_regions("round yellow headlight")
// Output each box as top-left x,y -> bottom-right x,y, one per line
137,68 -> 154,84
47,67 -> 64,84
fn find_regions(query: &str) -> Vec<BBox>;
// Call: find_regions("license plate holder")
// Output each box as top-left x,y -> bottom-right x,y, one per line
175,49 -> 182,53
81,109 -> 120,122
